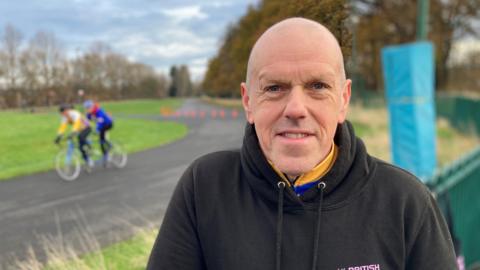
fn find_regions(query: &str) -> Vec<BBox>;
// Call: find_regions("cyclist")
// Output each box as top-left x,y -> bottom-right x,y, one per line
54,104 -> 93,169
83,100 -> 113,165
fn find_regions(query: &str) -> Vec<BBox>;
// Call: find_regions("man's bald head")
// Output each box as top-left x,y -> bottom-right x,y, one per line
245,17 -> 346,88
240,17 -> 352,177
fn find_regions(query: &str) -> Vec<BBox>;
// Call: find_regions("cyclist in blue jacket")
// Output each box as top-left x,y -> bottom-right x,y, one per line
83,100 -> 113,165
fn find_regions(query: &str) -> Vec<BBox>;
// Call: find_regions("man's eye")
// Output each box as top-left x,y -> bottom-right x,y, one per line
265,85 -> 281,92
310,82 -> 329,90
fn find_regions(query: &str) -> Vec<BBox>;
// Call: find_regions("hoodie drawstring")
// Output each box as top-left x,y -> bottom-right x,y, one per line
275,181 -> 326,270
311,181 -> 326,270
276,181 -> 286,270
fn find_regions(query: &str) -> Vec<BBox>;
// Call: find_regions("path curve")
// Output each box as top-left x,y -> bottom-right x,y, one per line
0,98 -> 246,268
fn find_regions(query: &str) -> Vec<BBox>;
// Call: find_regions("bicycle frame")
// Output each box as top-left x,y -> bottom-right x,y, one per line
55,132 -> 127,181
55,136 -> 82,181
87,134 -> 127,168
64,134 -> 96,162
65,137 -> 76,164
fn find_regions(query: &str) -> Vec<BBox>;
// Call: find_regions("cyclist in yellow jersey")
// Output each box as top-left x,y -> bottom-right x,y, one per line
54,104 -> 93,168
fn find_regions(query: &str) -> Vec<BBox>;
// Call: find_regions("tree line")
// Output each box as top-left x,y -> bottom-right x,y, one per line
2,1 -> 477,108
168,65 -> 200,97
202,0 -> 350,97
354,0 -> 479,91
0,24 -> 194,109
202,0 -> 480,97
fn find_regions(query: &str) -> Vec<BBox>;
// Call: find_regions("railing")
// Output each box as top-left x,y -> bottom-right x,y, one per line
427,146 -> 480,267
351,91 -> 480,266
436,95 -> 480,136
429,147 -> 480,196
433,95 -> 480,267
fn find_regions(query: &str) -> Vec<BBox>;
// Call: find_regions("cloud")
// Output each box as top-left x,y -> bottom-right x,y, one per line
161,5 -> 208,23
114,29 -> 215,59
190,57 -> 208,66
0,0 -> 259,80
188,57 -> 209,80
202,2 -> 234,8
110,10 -> 152,20
140,42 -> 207,58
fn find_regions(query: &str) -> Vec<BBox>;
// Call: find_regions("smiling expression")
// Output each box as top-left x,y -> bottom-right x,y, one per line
241,18 -> 351,177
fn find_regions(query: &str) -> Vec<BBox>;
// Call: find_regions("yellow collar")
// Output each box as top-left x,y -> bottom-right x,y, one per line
269,143 -> 338,187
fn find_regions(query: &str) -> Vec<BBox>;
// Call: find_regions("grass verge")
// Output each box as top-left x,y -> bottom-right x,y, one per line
201,98 -> 479,165
41,230 -> 157,270
348,103 -> 479,166
0,99 -> 187,181
9,208 -> 158,270
9,101 -> 479,269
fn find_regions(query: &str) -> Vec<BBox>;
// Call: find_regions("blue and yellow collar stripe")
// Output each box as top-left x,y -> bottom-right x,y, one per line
269,143 -> 338,196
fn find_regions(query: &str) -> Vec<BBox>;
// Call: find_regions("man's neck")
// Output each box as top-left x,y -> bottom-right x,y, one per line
269,142 -> 337,187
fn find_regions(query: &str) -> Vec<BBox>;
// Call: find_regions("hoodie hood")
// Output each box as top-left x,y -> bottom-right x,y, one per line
240,120 -> 374,208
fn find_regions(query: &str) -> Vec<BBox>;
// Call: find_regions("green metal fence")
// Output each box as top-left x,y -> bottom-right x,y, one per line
432,95 -> 480,267
429,146 -> 480,267
351,91 -> 480,136
351,91 -> 480,265
436,95 -> 480,136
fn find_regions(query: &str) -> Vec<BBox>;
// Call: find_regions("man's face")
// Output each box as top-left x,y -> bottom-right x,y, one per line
241,22 -> 351,176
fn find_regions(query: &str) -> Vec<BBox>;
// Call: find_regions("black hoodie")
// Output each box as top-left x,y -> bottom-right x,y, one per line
147,121 -> 457,270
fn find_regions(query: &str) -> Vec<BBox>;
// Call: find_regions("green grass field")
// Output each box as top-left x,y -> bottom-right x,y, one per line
0,99 -> 187,181
42,230 -> 157,270
7,99 -> 479,270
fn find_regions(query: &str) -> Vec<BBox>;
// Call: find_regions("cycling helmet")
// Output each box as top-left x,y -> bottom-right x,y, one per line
59,103 -> 72,113
83,100 -> 94,110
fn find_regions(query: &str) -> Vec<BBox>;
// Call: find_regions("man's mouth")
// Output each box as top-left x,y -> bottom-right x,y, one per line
280,132 -> 310,139
277,130 -> 314,140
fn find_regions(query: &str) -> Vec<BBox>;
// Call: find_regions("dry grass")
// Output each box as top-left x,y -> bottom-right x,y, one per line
7,101 -> 478,270
6,209 -> 158,270
8,213 -> 103,270
202,98 -> 479,165
347,103 -> 479,166
436,118 -> 480,166
347,103 -> 392,162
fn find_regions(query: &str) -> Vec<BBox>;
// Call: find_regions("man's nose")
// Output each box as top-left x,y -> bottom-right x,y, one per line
284,86 -> 307,120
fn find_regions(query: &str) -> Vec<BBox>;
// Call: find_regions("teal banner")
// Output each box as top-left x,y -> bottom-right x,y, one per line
382,42 -> 436,181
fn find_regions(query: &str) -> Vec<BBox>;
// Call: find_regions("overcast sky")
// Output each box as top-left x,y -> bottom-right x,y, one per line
0,0 -> 259,80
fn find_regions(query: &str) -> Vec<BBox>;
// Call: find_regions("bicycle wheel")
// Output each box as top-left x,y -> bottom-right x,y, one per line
55,149 -> 81,181
109,142 -> 127,168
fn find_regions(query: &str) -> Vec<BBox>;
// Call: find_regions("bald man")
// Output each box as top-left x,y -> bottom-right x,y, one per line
148,18 -> 456,270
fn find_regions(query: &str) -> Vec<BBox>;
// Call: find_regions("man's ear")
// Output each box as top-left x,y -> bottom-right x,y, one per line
337,79 -> 352,123
240,82 -> 254,124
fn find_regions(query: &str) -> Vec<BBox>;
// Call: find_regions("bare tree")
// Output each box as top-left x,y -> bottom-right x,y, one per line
1,29 -> 169,107
1,24 -> 23,89
76,42 -> 112,94
177,65 -> 193,97
447,50 -> 480,93
29,31 -> 64,89
19,49 -> 40,93
169,65 -> 193,97
353,0 -> 480,90
0,50 -> 5,80
104,52 -> 129,97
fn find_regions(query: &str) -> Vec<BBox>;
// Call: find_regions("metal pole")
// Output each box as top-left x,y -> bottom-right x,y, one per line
416,0 -> 430,40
